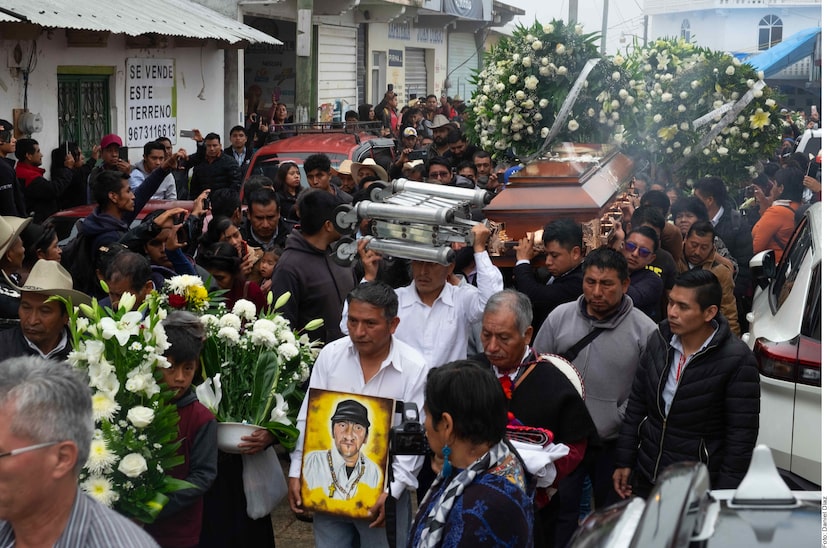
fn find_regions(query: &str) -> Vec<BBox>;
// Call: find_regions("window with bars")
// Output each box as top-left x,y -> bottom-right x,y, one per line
57,74 -> 110,155
758,15 -> 783,51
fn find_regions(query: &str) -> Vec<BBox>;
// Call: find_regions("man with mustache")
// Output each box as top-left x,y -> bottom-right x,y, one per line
534,248 -> 656,545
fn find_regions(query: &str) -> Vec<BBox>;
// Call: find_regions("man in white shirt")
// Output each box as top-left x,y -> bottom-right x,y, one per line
128,140 -> 177,200
351,222 -> 502,368
289,281 -> 428,548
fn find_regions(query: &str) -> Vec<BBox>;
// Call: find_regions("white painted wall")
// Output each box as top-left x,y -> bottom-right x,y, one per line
0,31 -> 225,172
648,7 -> 821,53
366,21 -> 449,102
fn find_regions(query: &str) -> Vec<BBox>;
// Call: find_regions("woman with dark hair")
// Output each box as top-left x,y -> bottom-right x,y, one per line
20,222 -> 61,280
409,360 -> 533,548
752,166 -> 804,263
275,161 -> 301,222
201,216 -> 257,279
374,91 -> 399,137
357,103 -> 375,122
196,241 -> 266,313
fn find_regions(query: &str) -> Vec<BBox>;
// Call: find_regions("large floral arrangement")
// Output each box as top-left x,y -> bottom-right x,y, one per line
470,20 -> 636,160
59,293 -> 191,523
618,37 -> 784,188
195,292 -> 323,450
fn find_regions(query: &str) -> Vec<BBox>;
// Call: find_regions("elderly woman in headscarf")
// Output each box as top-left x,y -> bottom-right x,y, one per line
409,360 -> 533,548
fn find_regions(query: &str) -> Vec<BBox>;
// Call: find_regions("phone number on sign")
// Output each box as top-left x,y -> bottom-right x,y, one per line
128,124 -> 177,142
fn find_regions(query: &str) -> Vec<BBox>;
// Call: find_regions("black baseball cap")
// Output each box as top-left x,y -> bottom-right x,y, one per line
331,399 -> 371,429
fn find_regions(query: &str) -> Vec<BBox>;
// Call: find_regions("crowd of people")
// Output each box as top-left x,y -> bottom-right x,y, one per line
0,100 -> 820,548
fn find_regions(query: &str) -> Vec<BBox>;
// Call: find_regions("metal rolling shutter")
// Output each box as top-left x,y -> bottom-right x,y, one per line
405,47 -> 428,99
447,33 -> 478,102
318,24 -> 358,117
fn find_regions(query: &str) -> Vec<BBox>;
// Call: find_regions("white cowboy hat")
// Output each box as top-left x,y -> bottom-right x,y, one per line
351,158 -> 389,183
0,216 -> 32,259
14,259 -> 92,306
336,159 -> 354,176
425,114 -> 453,129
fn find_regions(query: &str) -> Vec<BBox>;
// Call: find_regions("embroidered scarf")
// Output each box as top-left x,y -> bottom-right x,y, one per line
416,440 -> 511,548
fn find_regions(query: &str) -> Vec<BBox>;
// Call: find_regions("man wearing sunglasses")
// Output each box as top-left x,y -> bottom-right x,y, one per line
0,356 -> 157,547
622,226 -> 664,321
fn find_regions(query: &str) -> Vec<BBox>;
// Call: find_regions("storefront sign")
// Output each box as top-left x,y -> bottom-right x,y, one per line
388,49 -> 403,67
443,0 -> 483,19
126,58 -> 176,146
388,21 -> 411,41
416,28 -> 444,45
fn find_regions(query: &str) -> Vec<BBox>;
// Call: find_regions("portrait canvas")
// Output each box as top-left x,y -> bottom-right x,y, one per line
300,389 -> 394,519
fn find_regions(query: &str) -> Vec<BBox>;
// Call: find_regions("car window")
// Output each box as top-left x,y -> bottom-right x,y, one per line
801,263 -> 821,340
770,214 -> 812,312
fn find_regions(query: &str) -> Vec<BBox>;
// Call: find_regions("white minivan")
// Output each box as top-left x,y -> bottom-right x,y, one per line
743,202 -> 821,488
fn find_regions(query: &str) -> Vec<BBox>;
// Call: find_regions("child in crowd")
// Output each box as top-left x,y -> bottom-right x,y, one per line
145,310 -> 218,548
258,250 -> 280,293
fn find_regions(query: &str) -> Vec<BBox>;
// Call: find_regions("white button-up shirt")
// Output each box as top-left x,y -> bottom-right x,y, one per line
342,250 -> 503,368
289,336 -> 428,499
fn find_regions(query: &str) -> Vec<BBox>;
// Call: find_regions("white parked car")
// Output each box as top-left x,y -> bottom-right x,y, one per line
743,202 -> 821,488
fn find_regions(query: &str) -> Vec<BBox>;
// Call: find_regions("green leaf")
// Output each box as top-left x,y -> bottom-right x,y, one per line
250,350 -> 279,425
162,476 -> 198,492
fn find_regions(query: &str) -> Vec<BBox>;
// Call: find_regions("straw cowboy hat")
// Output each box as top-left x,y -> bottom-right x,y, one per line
0,216 -> 32,260
351,158 -> 389,182
425,114 -> 453,129
336,159 -> 354,176
13,259 -> 91,306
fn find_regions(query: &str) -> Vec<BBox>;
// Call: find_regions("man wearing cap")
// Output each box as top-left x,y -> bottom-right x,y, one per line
89,133 -> 133,185
0,259 -> 90,361
290,281 -> 427,548
0,119 -> 26,217
351,158 -> 389,185
388,127 -> 422,180
425,115 -> 454,158
336,160 -> 357,194
300,399 -> 383,500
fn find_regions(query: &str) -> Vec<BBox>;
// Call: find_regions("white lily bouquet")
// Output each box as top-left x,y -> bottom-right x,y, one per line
195,292 -> 323,450
58,293 -> 192,523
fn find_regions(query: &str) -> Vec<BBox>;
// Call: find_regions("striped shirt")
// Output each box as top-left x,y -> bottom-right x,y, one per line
0,489 -> 159,547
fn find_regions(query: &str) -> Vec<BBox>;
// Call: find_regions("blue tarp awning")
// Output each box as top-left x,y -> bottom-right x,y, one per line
746,27 -> 821,76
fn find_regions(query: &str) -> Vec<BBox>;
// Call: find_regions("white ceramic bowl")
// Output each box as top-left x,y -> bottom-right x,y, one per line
216,422 -> 265,453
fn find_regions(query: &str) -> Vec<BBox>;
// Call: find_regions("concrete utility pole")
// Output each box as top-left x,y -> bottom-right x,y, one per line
600,0 -> 609,54
568,0 -> 578,23
295,0 -> 313,122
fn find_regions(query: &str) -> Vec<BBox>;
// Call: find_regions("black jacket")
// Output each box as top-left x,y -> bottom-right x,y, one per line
223,145 -> 254,173
616,314 -> 760,489
0,325 -> 73,362
186,146 -> 241,199
513,262 -> 582,339
0,157 -> 26,217
715,208 -> 753,296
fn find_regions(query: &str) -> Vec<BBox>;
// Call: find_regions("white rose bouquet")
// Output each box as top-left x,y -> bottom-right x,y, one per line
194,292 -> 323,450
57,293 -> 192,523
470,19 -> 635,160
